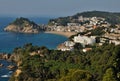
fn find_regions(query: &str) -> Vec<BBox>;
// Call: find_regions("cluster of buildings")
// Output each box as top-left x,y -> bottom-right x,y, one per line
57,34 -> 96,52
48,16 -> 120,52
47,16 -> 110,33
57,30 -> 120,52
57,41 -> 75,51
73,34 -> 96,47
98,25 -> 120,45
78,16 -> 109,27
99,34 -> 120,46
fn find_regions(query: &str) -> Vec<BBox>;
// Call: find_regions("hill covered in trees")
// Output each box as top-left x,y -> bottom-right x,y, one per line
48,11 -> 120,26
9,43 -> 120,81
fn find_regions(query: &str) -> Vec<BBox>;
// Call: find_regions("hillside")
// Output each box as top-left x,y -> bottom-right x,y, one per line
4,17 -> 42,33
9,43 -> 120,81
48,11 -> 120,26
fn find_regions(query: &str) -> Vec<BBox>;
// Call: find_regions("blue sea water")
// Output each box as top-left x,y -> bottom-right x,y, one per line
0,17 -> 67,81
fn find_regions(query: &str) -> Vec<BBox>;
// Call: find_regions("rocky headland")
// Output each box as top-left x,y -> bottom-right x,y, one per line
0,53 -> 17,71
4,17 -> 43,33
0,53 -> 11,60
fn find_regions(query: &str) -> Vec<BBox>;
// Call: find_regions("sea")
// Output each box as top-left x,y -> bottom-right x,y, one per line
0,17 -> 67,81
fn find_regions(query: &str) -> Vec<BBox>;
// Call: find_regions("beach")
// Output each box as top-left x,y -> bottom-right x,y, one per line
45,31 -> 77,38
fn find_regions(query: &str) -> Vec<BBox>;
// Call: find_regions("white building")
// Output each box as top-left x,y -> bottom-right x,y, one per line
64,41 -> 75,47
67,23 -> 80,26
73,34 -> 96,47
57,43 -> 74,51
109,40 -> 120,45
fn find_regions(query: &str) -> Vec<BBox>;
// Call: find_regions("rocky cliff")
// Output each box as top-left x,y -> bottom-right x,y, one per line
4,17 -> 42,33
0,53 -> 11,60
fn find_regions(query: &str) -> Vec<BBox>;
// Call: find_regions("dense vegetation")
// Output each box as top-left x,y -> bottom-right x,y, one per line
9,43 -> 120,81
10,17 -> 39,28
48,11 -> 120,26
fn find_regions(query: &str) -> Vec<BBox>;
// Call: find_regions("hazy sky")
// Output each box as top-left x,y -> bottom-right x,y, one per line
0,0 -> 120,17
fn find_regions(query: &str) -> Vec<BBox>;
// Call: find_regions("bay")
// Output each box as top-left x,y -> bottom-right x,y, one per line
0,17 -> 67,53
0,17 -> 67,81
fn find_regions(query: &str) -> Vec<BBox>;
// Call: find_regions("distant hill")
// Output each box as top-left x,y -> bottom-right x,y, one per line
4,17 -> 42,33
48,11 -> 120,26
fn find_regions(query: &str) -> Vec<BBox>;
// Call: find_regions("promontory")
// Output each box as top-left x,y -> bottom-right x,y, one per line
4,17 -> 43,33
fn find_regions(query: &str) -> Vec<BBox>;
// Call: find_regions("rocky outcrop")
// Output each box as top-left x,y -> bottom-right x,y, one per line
15,69 -> 22,77
4,24 -> 39,33
4,17 -> 42,33
0,53 -> 17,72
7,65 -> 16,70
0,53 -> 11,60
0,63 -> 4,67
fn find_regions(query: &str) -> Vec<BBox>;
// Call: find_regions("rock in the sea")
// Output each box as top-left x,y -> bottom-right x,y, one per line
4,17 -> 42,33
7,65 -> 16,70
0,63 -> 4,67
0,53 -> 11,60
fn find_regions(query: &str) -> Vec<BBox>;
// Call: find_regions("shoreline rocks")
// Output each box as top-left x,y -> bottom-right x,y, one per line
7,65 -> 16,70
0,53 -> 11,60
0,53 -> 17,71
0,63 -> 4,67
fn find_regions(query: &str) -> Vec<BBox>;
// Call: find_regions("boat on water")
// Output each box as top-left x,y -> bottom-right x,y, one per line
1,74 -> 11,78
9,71 -> 13,73
0,63 -> 4,67
1,71 -> 12,78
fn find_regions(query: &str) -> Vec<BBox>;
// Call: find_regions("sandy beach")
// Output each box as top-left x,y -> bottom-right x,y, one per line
45,31 -> 77,38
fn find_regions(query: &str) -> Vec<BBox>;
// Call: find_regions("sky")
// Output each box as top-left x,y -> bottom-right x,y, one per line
0,0 -> 120,17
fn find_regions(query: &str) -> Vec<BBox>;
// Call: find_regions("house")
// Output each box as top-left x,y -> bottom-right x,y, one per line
114,28 -> 120,34
100,37 -> 108,43
64,41 -> 75,47
57,43 -> 74,51
83,48 -> 92,52
67,23 -> 80,26
109,40 -> 120,45
73,34 -> 96,47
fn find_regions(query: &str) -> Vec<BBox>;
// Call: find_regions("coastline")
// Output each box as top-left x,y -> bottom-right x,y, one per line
45,31 -> 77,38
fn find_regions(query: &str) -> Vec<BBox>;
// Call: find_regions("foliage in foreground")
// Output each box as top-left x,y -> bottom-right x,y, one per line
9,43 -> 120,81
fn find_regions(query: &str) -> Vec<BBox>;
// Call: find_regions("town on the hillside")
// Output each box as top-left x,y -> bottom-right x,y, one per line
46,16 -> 120,52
